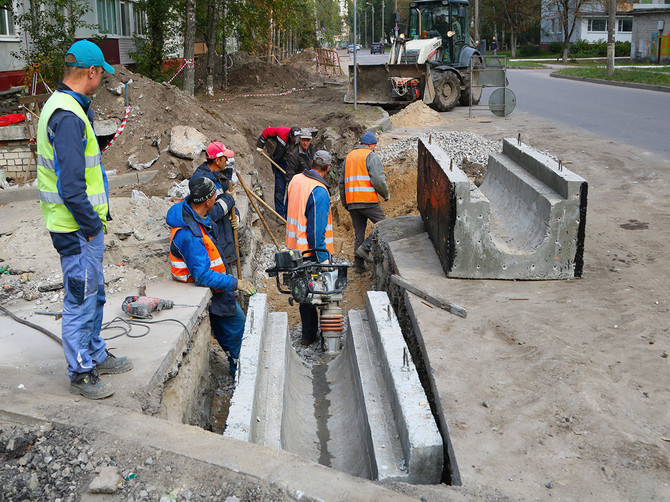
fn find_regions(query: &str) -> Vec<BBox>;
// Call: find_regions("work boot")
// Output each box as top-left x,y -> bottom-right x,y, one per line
96,350 -> 133,375
70,371 -> 114,400
355,246 -> 374,264
354,256 -> 368,274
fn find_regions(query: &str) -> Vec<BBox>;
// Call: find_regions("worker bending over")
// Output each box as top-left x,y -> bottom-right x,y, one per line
286,150 -> 335,346
256,125 -> 300,218
166,177 -> 256,377
340,132 -> 389,273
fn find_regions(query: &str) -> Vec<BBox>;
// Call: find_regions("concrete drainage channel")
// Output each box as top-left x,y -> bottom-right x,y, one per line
223,292 -> 444,484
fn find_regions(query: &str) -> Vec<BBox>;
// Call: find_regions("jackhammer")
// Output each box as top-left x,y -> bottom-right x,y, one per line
266,249 -> 350,352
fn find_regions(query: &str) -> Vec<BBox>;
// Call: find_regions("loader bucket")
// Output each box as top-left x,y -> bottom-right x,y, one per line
344,63 -> 433,106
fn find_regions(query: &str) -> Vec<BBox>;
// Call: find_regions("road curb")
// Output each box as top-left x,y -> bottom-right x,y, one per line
550,72 -> 670,93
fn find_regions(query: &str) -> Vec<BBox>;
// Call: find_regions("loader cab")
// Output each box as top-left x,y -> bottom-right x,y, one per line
408,0 -> 469,66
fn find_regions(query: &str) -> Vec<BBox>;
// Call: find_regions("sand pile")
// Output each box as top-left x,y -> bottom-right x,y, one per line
390,100 -> 444,128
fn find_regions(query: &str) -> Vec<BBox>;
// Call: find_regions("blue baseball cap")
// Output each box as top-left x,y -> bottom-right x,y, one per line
66,40 -> 115,74
361,132 -> 378,145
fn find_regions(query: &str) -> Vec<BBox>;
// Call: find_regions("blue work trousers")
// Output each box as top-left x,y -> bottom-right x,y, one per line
273,162 -> 288,219
210,302 -> 246,377
60,231 -> 108,380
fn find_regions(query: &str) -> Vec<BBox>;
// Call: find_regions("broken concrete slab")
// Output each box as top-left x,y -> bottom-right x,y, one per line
417,138 -> 587,279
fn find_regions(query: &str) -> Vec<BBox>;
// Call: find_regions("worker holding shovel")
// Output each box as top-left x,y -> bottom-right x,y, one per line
256,125 -> 301,218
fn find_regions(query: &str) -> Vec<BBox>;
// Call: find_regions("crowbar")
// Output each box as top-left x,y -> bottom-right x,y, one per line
390,274 -> 467,318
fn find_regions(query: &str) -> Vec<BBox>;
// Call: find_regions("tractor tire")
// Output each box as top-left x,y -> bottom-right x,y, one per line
460,55 -> 484,106
431,71 -> 460,112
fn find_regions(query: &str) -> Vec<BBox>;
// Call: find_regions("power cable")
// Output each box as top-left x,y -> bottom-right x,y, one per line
0,304 -> 62,346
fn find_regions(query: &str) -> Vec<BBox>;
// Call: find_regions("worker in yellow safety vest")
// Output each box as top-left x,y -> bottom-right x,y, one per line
36,40 -> 132,400
339,132 -> 389,273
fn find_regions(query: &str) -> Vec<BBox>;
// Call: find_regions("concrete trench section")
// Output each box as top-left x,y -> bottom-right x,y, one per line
225,292 -> 444,484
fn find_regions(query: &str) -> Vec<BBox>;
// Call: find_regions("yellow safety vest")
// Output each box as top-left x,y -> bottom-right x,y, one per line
36,91 -> 108,233
286,174 -> 334,254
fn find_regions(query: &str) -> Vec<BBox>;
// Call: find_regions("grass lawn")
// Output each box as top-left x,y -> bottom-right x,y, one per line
554,67 -> 670,86
507,60 -> 548,68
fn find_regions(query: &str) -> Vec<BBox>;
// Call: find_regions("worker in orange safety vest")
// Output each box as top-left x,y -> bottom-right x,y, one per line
286,150 -> 335,346
339,132 -> 389,273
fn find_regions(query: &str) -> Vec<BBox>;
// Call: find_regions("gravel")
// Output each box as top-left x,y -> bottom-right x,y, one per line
378,131 -> 502,167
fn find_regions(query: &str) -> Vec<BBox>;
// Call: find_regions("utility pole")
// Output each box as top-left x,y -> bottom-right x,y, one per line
354,0 -> 358,109
371,3 -> 375,44
364,9 -> 368,47
474,0 -> 480,47
607,0 -> 616,76
382,0 -> 385,45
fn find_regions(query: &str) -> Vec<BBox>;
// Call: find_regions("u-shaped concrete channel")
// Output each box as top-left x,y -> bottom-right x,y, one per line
225,292 -> 444,484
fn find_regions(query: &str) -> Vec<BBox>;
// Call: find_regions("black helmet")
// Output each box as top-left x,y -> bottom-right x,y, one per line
188,177 -> 216,204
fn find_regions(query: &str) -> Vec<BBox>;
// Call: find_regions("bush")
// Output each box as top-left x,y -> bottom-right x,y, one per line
518,44 -> 542,57
548,42 -> 563,55
615,41 -> 631,57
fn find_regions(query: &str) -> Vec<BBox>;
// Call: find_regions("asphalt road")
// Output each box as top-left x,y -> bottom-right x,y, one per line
489,68 -> 670,159
344,50 -> 670,159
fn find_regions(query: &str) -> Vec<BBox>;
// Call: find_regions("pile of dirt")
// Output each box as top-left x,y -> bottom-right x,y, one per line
227,60 -> 315,91
390,101 -> 444,128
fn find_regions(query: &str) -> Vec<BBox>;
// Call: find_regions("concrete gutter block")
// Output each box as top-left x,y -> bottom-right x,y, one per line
225,293 -> 268,442
251,311 -> 288,449
417,138 -> 588,280
365,291 -> 443,484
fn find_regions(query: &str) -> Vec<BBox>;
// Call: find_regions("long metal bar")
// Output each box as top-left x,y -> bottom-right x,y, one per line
390,274 -> 467,318
235,170 -> 280,248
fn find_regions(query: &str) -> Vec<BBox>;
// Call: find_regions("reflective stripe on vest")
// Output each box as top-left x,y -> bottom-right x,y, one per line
36,91 -> 108,233
285,174 -> 334,254
169,224 -> 227,290
344,147 -> 378,204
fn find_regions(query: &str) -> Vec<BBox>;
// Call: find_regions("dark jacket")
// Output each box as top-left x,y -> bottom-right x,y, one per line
285,144 -> 315,184
191,162 -> 238,264
166,199 -> 238,317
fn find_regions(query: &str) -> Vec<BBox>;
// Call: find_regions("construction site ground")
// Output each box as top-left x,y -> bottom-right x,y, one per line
1,52 -> 669,501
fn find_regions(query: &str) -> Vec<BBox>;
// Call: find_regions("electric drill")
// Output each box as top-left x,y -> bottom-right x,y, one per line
121,296 -> 174,318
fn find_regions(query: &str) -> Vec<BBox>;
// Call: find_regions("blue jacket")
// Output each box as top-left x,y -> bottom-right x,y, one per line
48,82 -> 111,255
303,169 -> 331,262
166,199 -> 238,317
191,162 -> 238,264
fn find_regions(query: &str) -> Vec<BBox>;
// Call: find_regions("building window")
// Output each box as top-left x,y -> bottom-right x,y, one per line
97,0 -> 118,35
133,5 -> 146,36
618,19 -> 632,33
120,1 -> 131,36
0,5 -> 15,36
588,19 -> 607,32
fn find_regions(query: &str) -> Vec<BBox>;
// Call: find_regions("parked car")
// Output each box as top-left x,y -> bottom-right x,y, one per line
370,42 -> 384,54
347,44 -> 362,53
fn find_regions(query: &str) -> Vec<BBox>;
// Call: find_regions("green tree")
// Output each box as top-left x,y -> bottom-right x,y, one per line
12,0 -> 96,89
130,0 -> 181,81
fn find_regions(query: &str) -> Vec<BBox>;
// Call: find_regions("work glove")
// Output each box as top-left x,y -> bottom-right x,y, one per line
384,195 -> 390,202
230,212 -> 239,230
237,279 -> 256,295
256,136 -> 266,150
256,147 -> 264,153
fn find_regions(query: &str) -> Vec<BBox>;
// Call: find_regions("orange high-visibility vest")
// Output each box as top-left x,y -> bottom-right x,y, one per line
344,147 -> 379,204
170,223 -> 226,290
286,174 -> 334,254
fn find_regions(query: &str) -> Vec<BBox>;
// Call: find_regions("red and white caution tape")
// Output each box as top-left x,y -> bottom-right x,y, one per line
102,105 -> 130,153
166,58 -> 195,84
210,87 -> 313,102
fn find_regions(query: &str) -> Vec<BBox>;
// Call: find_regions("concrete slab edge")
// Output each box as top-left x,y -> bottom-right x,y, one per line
0,390 -> 418,502
224,293 -> 268,442
365,291 -> 443,484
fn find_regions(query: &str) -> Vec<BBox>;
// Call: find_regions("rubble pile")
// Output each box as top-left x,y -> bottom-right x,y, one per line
0,422 -> 296,501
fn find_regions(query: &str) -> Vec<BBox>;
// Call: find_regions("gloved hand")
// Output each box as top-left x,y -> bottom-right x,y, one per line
256,147 -> 264,153
230,212 -> 239,230
384,195 -> 390,202
237,279 -> 256,295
